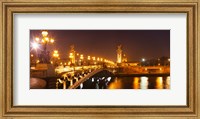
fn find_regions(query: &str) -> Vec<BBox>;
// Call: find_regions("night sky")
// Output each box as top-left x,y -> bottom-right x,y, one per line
30,30 -> 170,62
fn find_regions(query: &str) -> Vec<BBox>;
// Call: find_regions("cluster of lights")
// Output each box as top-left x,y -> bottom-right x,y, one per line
51,61 -> 70,66
88,55 -> 114,65
37,31 -> 55,44
31,30 -> 55,61
142,58 -> 170,62
141,57 -> 170,67
69,53 -> 74,58
104,59 -> 115,65
49,50 -> 60,65
80,54 -> 84,60
53,50 -> 59,58
32,31 -> 54,50
87,56 -> 91,60
51,47 -> 116,66
31,42 -> 39,49
68,51 -> 115,65
92,56 -> 96,61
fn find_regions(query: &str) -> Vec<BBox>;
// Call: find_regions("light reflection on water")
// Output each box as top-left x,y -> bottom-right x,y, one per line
155,77 -> 163,89
133,77 -> 140,89
107,77 -> 122,89
107,76 -> 170,89
165,76 -> 170,89
140,77 -> 148,89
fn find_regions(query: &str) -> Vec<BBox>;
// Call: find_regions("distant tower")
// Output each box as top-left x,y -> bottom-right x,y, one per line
69,45 -> 76,64
117,45 -> 122,63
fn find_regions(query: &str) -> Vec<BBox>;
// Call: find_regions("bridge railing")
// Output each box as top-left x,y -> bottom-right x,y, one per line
55,65 -> 103,74
55,67 -> 115,89
55,66 -> 102,89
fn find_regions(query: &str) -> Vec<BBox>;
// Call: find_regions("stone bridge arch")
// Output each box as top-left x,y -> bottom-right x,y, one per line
68,68 -> 114,89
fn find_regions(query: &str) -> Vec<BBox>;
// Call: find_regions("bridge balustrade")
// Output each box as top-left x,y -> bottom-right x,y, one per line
56,68 -> 114,89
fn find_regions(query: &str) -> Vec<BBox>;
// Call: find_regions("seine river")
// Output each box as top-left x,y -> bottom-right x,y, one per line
107,76 -> 170,89
81,76 -> 170,89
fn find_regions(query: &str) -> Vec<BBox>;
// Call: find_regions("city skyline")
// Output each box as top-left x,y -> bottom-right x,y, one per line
30,30 -> 170,62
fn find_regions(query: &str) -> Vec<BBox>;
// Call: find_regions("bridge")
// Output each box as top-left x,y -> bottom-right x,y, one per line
30,61 -> 170,89
56,67 -> 114,89
68,68 -> 113,89
55,64 -> 170,89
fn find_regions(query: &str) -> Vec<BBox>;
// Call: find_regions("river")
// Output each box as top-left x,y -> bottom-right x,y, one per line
81,76 -> 170,89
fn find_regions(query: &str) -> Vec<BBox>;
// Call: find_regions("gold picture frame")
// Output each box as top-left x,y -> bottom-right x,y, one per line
0,0 -> 199,118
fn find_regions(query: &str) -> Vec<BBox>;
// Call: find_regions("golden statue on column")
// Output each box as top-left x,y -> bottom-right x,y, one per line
117,45 -> 122,63
69,45 -> 76,64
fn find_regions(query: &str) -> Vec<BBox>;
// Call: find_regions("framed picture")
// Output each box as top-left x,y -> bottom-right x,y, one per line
0,0 -> 199,118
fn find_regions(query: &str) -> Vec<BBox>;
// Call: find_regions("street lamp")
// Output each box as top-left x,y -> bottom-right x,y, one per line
53,50 -> 59,66
32,42 -> 39,49
80,54 -> 84,66
42,31 -> 48,37
142,58 -> 145,62
87,56 -> 91,65
34,30 -> 55,63
53,50 -> 59,58
87,56 -> 91,60
92,57 -> 96,61
141,58 -> 146,66
80,54 -> 84,60
69,52 -> 74,65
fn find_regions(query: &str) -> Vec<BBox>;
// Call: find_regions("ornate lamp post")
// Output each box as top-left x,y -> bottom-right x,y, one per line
34,31 -> 54,63
92,56 -> 96,65
80,54 -> 84,66
87,56 -> 91,65
53,50 -> 59,66
69,45 -> 76,72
